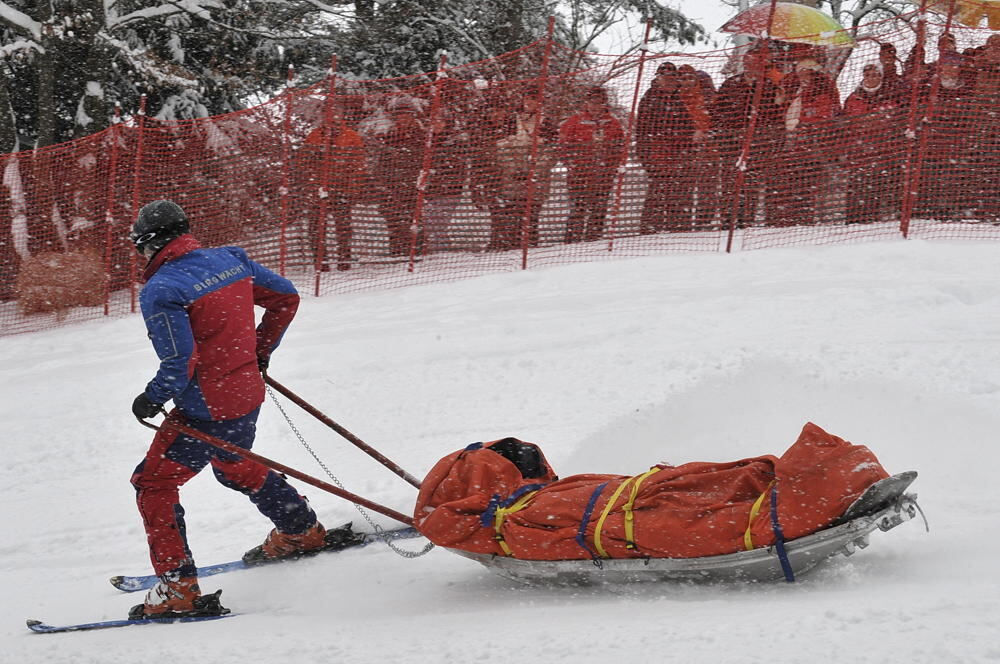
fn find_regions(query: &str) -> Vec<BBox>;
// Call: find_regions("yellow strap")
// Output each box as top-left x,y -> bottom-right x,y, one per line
623,468 -> 659,550
744,480 -> 776,551
593,477 -> 638,559
493,491 -> 538,557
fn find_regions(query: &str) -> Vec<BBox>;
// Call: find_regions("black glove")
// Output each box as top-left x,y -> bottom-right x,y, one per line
257,354 -> 269,374
132,393 -> 163,419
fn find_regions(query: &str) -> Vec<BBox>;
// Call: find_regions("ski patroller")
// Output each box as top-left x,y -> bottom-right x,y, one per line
111,522 -> 422,592
23,380 -> 424,632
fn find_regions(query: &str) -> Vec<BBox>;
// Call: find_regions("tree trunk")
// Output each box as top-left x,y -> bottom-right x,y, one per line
0,76 -> 16,153
35,3 -> 56,149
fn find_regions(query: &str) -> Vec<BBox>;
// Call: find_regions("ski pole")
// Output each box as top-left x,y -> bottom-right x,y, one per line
264,374 -> 422,489
141,413 -> 415,526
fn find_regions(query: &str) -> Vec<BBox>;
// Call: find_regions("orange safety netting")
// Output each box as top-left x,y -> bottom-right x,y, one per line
1,11 -> 998,336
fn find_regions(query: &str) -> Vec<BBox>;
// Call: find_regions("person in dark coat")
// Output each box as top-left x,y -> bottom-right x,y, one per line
375,104 -> 427,256
712,44 -> 785,227
636,62 -> 698,233
843,63 -> 905,223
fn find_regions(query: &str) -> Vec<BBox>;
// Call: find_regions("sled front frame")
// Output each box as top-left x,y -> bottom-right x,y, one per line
449,493 -> 920,585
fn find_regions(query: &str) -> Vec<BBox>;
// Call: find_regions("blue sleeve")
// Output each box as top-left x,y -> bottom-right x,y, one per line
140,281 -> 195,406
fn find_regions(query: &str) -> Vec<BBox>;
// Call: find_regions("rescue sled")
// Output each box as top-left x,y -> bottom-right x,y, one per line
413,424 -> 925,584
449,471 -> 921,585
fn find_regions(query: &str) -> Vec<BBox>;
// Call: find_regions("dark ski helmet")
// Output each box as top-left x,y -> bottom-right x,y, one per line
130,200 -> 189,255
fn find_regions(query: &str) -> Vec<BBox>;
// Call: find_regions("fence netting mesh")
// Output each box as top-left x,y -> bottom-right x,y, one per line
2,9 -> 998,335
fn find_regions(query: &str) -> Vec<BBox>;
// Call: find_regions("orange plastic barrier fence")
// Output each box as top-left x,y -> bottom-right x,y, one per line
1,12 -> 998,336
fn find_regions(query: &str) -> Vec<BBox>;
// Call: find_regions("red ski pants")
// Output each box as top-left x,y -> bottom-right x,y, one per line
131,408 -> 317,576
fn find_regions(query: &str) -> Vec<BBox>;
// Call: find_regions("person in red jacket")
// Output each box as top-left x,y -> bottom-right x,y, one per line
128,201 -> 326,619
299,104 -> 367,272
559,86 -> 625,243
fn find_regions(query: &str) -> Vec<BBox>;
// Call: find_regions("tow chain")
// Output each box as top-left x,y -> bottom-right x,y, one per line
267,384 -> 434,559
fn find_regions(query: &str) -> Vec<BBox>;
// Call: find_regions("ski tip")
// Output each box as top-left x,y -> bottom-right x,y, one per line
109,575 -> 123,586
26,619 -> 42,628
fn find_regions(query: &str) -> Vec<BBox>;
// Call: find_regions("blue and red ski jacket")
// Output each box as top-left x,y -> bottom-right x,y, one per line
139,234 -> 299,421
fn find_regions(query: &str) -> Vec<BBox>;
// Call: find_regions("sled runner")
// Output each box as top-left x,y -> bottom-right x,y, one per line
449,472 -> 921,584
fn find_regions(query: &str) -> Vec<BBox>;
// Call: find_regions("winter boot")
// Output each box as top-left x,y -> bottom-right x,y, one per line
128,573 -> 229,620
242,521 -> 327,565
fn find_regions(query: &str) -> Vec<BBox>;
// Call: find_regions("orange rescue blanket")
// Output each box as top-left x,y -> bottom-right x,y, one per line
413,422 -> 889,560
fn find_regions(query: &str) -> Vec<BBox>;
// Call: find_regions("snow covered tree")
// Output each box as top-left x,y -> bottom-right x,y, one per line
0,0 -> 341,150
0,0 -> 706,151
329,0 -> 706,78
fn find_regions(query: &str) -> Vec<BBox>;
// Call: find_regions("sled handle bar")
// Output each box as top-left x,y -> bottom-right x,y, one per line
264,374 -> 422,489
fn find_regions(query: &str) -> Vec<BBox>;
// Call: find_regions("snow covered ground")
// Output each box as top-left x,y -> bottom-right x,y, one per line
3,238 -> 999,662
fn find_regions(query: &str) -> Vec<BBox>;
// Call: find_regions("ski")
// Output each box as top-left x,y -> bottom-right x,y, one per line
110,522 -> 421,592
27,613 -> 236,634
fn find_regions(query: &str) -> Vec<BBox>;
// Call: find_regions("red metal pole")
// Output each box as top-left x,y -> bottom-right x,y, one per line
265,374 -> 422,488
899,0 -> 956,237
724,0 -> 780,253
519,16 -> 557,269
408,52 -> 448,273
606,19 -> 653,254
129,94 -> 147,312
102,104 -> 122,316
158,413 -> 414,526
314,55 -> 339,297
278,65 -> 295,276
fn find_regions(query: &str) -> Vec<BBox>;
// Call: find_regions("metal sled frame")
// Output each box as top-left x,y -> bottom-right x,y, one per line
449,493 -> 920,585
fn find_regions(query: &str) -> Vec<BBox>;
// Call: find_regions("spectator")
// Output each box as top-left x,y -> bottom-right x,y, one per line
487,93 -> 559,251
906,32 -> 962,85
468,87 -> 514,250
878,42 -> 906,103
558,86 -> 625,243
971,34 -> 1000,96
374,102 -> 427,257
636,62 -> 697,234
774,57 -> 841,226
919,51 -> 979,220
969,35 -> 1000,221
843,63 -> 904,224
693,68 -> 718,106
712,43 -> 785,227
299,104 -> 366,271
422,110 -> 470,253
679,64 -> 717,228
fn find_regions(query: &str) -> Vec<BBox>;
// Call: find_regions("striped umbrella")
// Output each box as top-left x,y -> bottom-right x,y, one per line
720,2 -> 856,47
918,0 -> 1000,29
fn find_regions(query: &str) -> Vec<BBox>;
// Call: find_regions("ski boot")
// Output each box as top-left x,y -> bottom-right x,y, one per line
128,573 -> 230,620
242,521 -> 327,565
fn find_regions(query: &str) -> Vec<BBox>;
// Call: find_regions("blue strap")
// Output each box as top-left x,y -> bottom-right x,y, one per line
479,483 -> 548,527
464,442 -> 484,451
575,482 -> 609,565
769,484 -> 796,583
